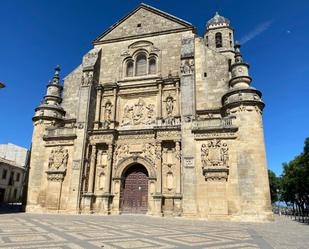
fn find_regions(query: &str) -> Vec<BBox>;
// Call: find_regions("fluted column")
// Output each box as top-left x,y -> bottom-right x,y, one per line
175,141 -> 181,193
87,145 -> 97,193
176,81 -> 180,116
105,144 -> 113,192
155,142 -> 162,193
112,88 -> 117,129
94,87 -> 103,129
157,83 -> 162,119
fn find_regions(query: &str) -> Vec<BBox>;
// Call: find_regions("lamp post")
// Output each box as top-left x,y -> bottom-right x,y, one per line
276,189 -> 281,216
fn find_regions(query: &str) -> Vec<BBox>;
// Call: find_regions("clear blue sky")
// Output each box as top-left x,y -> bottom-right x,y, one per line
0,0 -> 308,176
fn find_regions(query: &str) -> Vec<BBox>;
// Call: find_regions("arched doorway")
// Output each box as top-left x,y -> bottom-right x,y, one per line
120,164 -> 148,213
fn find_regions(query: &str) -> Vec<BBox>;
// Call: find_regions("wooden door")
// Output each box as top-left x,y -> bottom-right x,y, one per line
121,164 -> 148,213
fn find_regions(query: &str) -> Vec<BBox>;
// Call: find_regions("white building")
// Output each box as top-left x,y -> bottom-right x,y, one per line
0,143 -> 29,203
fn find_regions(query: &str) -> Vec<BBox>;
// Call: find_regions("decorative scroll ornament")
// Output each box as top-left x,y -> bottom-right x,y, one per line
201,139 -> 229,181
121,98 -> 156,126
46,146 -> 69,181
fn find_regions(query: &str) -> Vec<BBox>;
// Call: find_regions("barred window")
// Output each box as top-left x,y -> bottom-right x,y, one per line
135,54 -> 147,76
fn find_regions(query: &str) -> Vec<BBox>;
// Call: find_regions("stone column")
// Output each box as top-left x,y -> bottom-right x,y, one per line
175,81 -> 180,117
94,87 -> 103,129
95,144 -> 114,214
87,145 -> 97,193
111,177 -> 121,214
175,141 -> 181,194
157,83 -> 162,119
155,142 -> 162,193
105,144 -> 113,192
112,88 -> 117,129
153,142 -> 162,216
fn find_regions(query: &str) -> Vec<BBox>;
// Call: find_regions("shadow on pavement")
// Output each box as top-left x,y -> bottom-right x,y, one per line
0,203 -> 24,214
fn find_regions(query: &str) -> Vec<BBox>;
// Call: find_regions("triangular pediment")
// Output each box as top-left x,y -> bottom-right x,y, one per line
93,3 -> 195,44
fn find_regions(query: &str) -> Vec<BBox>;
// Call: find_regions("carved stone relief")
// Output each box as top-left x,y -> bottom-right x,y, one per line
180,59 -> 194,75
46,146 -> 69,182
200,140 -> 229,181
114,143 -> 156,167
165,95 -> 174,117
121,98 -> 156,126
81,71 -> 93,86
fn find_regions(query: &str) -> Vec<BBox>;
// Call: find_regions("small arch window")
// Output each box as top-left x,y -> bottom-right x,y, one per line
148,57 -> 156,74
135,53 -> 147,76
126,60 -> 134,77
215,32 -> 223,48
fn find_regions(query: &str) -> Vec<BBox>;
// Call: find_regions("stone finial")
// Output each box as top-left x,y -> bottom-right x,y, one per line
234,42 -> 243,63
52,65 -> 61,84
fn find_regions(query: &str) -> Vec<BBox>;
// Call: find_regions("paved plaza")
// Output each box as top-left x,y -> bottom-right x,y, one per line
0,213 -> 307,249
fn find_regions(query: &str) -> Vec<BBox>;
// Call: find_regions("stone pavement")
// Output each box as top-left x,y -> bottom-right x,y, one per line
0,213 -> 308,249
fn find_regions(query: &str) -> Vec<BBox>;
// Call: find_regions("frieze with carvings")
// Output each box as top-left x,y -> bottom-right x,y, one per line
194,132 -> 237,140
114,143 -> 156,167
45,139 -> 74,147
121,98 -> 156,126
89,134 -> 114,144
201,139 -> 229,181
156,130 -> 181,140
46,146 -> 69,182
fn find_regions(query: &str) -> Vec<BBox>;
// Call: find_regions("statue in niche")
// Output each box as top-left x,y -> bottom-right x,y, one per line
166,96 -> 174,117
104,101 -> 112,122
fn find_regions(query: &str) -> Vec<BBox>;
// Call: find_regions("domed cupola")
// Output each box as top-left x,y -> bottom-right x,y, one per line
204,12 -> 234,55
206,12 -> 230,30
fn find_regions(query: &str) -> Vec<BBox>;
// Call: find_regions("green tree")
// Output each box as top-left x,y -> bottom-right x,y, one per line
268,169 -> 280,203
280,137 -> 309,212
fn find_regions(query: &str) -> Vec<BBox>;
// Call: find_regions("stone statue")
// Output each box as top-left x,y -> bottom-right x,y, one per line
166,96 -> 174,116
104,101 -> 112,121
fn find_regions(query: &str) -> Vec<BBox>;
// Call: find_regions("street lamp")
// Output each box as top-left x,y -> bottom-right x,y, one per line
276,189 -> 281,216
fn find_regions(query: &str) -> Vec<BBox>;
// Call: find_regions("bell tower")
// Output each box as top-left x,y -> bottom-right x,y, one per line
204,12 -> 234,58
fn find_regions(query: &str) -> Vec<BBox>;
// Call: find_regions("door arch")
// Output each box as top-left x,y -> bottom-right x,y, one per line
120,164 -> 148,213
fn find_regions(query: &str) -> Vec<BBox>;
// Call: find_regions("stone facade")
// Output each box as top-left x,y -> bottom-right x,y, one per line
26,4 -> 273,221
0,143 -> 29,203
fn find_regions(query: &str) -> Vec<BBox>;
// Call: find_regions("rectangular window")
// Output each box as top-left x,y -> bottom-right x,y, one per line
16,173 -> 20,182
8,172 -> 14,186
2,169 -> 7,180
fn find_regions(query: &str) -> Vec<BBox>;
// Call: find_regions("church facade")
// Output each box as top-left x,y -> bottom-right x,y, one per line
27,4 -> 273,221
